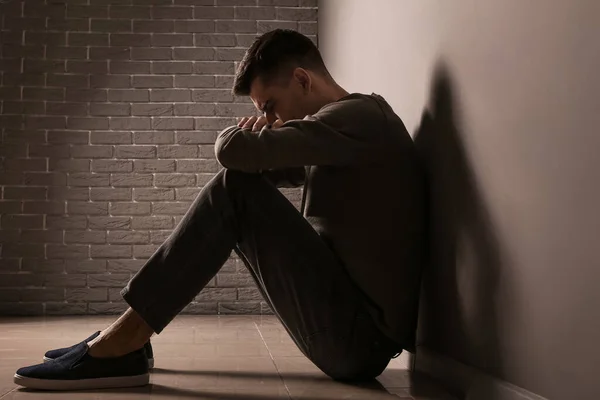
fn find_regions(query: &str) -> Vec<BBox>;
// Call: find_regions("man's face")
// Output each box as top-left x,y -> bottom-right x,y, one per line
249,70 -> 312,124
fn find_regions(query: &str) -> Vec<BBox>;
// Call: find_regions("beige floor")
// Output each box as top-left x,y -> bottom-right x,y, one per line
0,315 -> 457,399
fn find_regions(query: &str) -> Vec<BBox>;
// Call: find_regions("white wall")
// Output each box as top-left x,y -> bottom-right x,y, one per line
319,1 -> 600,399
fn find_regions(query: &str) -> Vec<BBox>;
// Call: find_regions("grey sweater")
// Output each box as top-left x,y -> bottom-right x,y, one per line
215,93 -> 426,351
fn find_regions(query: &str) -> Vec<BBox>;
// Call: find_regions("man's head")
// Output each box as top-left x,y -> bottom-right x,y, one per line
233,29 -> 340,123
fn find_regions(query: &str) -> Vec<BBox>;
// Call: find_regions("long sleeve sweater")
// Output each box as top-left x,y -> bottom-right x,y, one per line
215,93 -> 427,351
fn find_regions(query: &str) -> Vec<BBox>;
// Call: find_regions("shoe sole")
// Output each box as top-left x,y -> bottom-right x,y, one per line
14,373 -> 149,390
42,356 -> 154,369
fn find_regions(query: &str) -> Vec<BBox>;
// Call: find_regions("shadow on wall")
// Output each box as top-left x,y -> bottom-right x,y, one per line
413,61 -> 505,397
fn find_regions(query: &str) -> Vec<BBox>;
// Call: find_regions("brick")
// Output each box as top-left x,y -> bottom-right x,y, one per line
111,174 -> 153,187
67,201 -> 109,215
194,6 -> 234,19
3,187 -> 47,201
0,60 -> 22,73
67,5 -> 108,18
67,60 -> 109,74
88,302 -> 128,314
0,143 -> 27,157
157,145 -> 198,158
21,259 -> 65,273
175,0 -> 214,4
64,231 -> 107,244
177,159 -> 219,173
91,19 -> 132,33
151,202 -> 191,215
131,216 -> 173,230
46,303 -> 88,315
88,273 -> 131,287
152,34 -> 194,47
108,231 -> 150,244
110,117 -> 151,130
0,260 -> 21,272
24,60 -> 65,73
91,74 -> 131,89
67,117 -> 109,129
151,89 -> 192,102
152,61 -> 193,75
132,75 -> 173,88
152,6 -> 193,19
111,33 -> 152,47
66,88 -> 108,102
114,145 -> 157,159
110,61 -> 151,74
3,102 -> 46,115
154,174 -> 196,187
91,245 -> 132,259
152,117 -> 194,131
133,132 -> 174,144
48,157 -> 91,172
257,20 -> 297,33
195,117 -> 237,130
108,89 -> 149,102
150,230 -> 171,243
133,244 -> 159,258
216,0 -> 256,5
92,160 -> 133,173
182,302 -> 218,314
176,188 -> 201,201
299,0 -> 317,5
25,116 -> 67,130
134,159 -> 175,172
110,6 -> 152,19
68,173 -> 110,187
2,73 -> 45,87
220,258 -> 238,273
19,230 -> 62,245
217,273 -> 255,287
1,215 -> 44,229
258,0 -> 297,5
23,88 -> 65,101
70,145 -> 113,158
89,47 -> 131,60
66,288 -> 108,302
47,18 -> 89,32
0,87 -> 21,101
66,259 -> 106,273
22,201 -> 65,215
46,103 -> 88,116
0,173 -> 23,186
91,131 -> 132,144
195,33 -> 236,47
192,89 -> 233,103
196,288 -> 236,302
133,188 -> 175,201
90,103 -> 131,116
173,47 -> 214,61
110,202 -> 151,216
0,115 -> 23,129
47,216 -> 87,229
133,20 -> 174,33
215,75 -> 234,88
0,273 -> 45,288
238,287 -> 262,300
216,103 -> 257,116
0,201 -> 22,214
131,103 -> 173,117
89,216 -> 130,230
47,246 -> 90,261
46,46 -> 87,60
4,129 -> 47,144
69,32 -> 109,46
194,61 -> 235,75
4,158 -> 47,172
235,6 -> 275,19
276,7 -> 316,21
0,303 -> 44,315
175,21 -> 215,33
175,76 -> 214,88
27,32 -> 67,45
107,259 -> 146,273
174,103 -> 215,116
216,20 -> 256,34
298,21 -> 317,35
91,188 -> 132,201
24,172 -> 68,186
176,131 -> 217,144
48,187 -> 90,201
219,302 -> 261,314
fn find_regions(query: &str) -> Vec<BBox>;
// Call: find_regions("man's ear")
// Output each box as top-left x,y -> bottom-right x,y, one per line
293,68 -> 311,93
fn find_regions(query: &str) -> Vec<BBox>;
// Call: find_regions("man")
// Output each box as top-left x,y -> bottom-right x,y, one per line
13,29 -> 426,390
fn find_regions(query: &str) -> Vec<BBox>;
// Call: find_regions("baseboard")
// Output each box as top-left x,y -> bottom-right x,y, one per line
414,346 -> 549,400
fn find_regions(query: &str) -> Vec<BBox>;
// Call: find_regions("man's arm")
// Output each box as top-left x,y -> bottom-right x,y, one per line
261,167 -> 306,188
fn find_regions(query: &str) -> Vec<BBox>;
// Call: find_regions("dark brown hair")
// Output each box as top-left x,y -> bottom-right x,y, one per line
232,29 -> 328,96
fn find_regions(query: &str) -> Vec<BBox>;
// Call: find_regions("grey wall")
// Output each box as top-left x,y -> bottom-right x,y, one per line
0,0 -> 316,316
319,1 -> 600,399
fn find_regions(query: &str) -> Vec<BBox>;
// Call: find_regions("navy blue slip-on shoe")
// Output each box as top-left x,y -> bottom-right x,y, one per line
43,331 -> 155,369
15,342 -> 149,390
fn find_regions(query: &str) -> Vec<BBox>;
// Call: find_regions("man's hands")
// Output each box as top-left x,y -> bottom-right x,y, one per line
238,116 -> 283,131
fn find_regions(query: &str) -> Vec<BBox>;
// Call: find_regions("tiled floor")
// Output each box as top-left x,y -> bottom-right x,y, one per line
0,315 -> 458,399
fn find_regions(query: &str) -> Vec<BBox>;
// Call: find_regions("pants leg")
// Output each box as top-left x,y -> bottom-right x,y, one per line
121,169 -> 397,380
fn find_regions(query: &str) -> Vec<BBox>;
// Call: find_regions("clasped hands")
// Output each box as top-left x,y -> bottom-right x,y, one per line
237,116 -> 284,132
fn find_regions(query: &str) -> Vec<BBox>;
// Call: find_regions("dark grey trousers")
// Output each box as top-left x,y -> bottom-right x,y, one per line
121,169 -> 399,381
